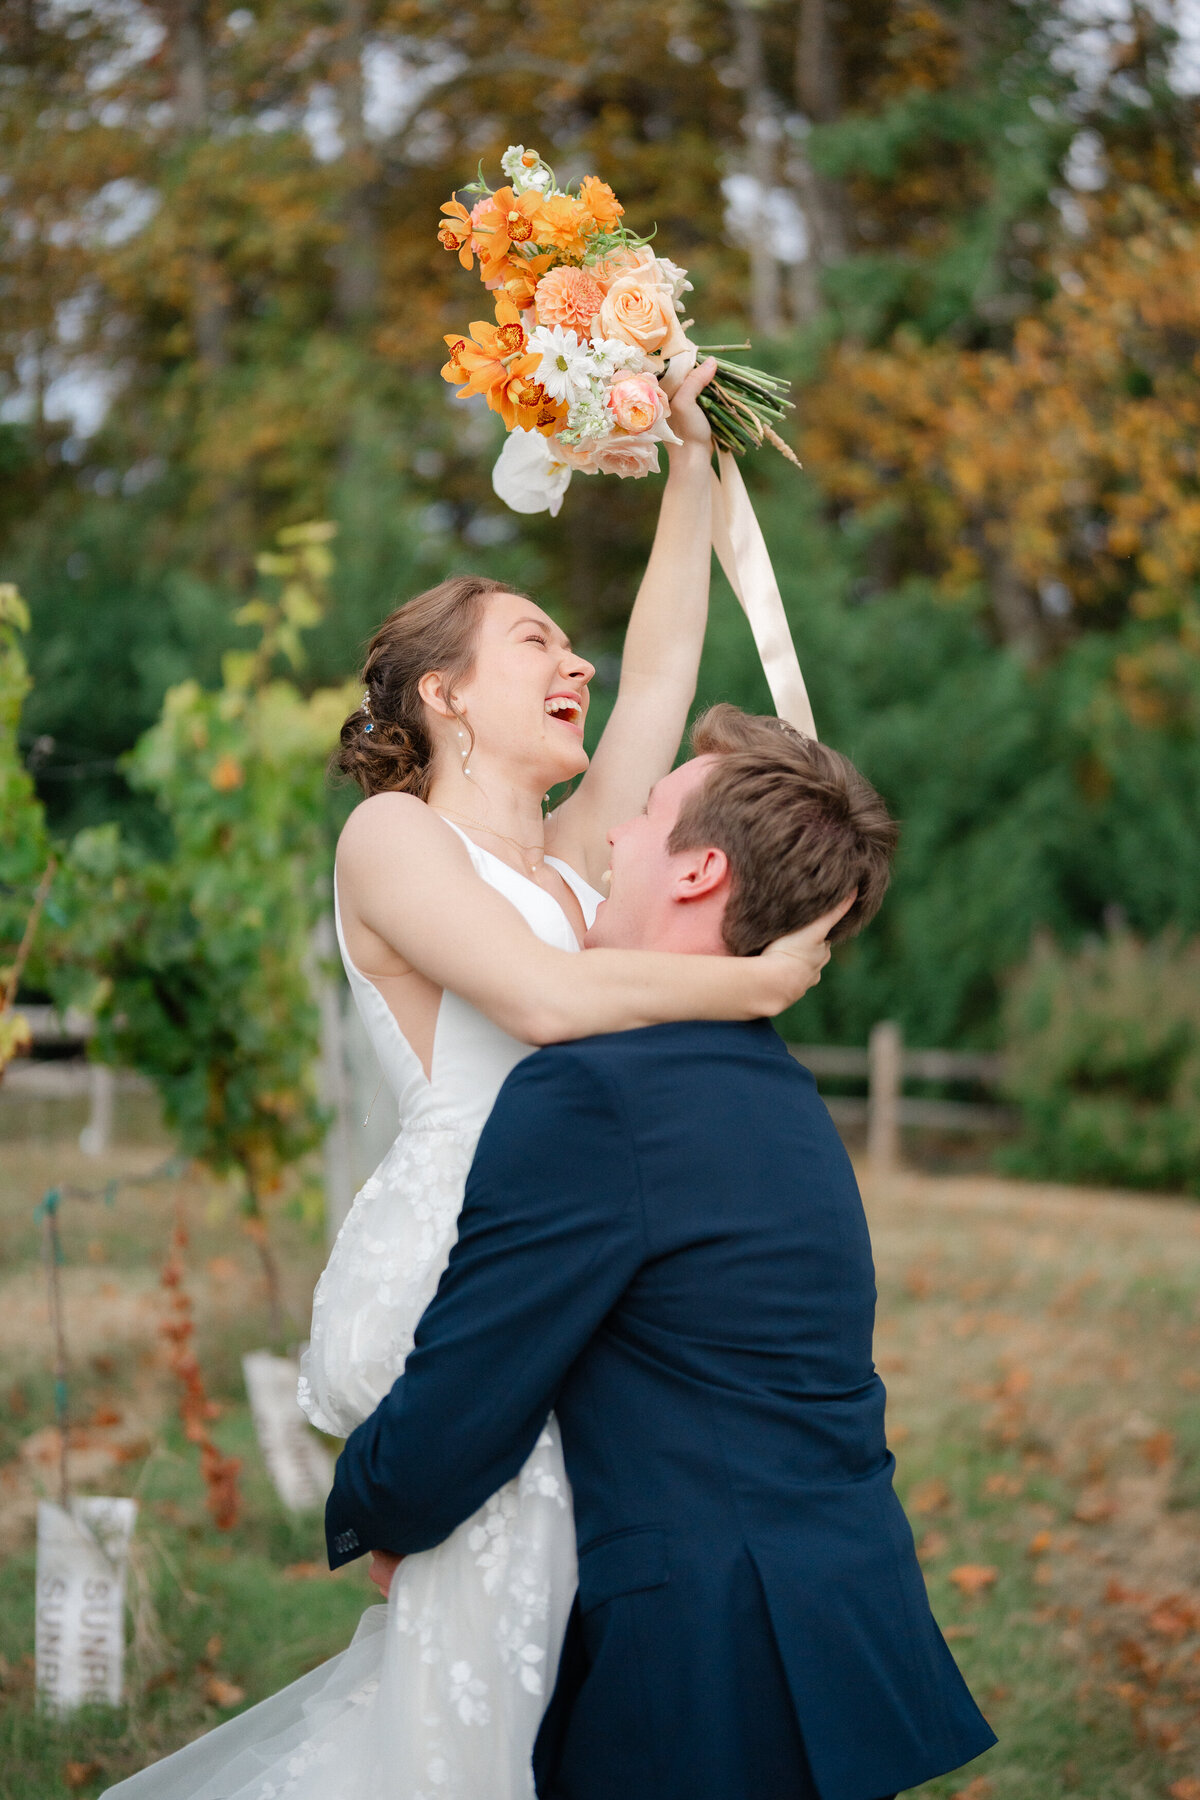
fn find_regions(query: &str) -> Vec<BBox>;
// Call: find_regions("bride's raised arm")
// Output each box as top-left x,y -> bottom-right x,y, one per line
547,358 -> 717,888
337,793 -> 841,1047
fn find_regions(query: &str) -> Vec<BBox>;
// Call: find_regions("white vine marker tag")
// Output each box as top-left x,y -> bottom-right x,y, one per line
242,1351 -> 333,1513
36,1496 -> 137,1712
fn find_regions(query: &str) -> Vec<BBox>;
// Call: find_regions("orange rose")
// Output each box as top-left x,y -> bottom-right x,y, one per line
579,176 -> 624,232
595,274 -> 692,360
534,267 -> 605,337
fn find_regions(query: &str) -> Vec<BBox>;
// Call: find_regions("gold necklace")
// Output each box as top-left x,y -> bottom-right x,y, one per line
433,807 -> 546,878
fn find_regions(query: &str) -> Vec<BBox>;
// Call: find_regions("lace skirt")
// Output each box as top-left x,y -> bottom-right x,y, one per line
104,1126 -> 578,1800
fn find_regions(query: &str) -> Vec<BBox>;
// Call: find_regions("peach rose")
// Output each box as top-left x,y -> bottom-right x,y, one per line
534,266 -> 605,337
606,373 -> 668,435
595,274 -> 692,360
586,243 -> 659,293
592,436 -> 662,479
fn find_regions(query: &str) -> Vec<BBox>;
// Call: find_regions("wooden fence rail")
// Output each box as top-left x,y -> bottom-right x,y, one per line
3,1006 -> 150,1155
8,1005 -> 1014,1181
789,1020 -> 1017,1175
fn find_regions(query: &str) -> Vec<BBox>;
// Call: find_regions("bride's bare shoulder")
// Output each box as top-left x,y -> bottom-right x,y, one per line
337,792 -> 463,869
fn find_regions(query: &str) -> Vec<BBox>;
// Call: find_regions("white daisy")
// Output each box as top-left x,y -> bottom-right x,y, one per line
525,324 -> 594,405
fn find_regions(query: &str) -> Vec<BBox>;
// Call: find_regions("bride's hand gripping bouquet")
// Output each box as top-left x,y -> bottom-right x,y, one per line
437,145 -> 799,518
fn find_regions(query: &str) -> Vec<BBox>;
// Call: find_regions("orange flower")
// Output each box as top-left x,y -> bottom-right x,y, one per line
437,199 -> 474,270
492,359 -> 568,432
471,187 -> 544,277
534,266 -> 605,337
531,193 -> 593,257
440,298 -> 529,401
579,176 -> 624,232
486,251 -> 555,310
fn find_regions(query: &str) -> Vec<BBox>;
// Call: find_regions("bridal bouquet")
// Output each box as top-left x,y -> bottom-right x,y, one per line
437,146 -> 797,517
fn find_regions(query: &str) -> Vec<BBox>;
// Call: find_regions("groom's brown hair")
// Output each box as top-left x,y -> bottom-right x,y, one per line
669,705 -> 898,955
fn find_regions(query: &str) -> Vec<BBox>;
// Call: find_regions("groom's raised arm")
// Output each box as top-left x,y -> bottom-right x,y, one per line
325,1045 -> 645,1567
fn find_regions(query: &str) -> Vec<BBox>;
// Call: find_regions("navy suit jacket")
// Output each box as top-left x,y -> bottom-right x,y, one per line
326,1021 -> 995,1800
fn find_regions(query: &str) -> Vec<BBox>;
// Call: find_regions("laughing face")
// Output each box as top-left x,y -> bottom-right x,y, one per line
448,592 -> 594,787
585,757 -> 725,951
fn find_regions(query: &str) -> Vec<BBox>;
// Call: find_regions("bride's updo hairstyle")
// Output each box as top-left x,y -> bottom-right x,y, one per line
337,574 -> 533,799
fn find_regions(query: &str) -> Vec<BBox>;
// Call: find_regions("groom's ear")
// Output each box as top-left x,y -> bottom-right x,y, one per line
671,845 -> 730,904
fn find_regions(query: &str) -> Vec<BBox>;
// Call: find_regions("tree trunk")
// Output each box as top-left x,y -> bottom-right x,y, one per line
171,0 -> 229,372
333,0 -> 379,331
789,0 -> 849,324
729,0 -> 785,339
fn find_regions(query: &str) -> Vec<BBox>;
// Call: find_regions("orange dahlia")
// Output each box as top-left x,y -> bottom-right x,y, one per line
533,266 -> 605,337
579,177 -> 624,232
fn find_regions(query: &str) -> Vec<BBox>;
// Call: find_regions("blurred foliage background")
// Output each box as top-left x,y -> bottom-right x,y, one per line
3,0 -> 1200,1186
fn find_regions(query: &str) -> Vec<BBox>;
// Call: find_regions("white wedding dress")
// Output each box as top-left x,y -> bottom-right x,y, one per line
103,821 -> 603,1800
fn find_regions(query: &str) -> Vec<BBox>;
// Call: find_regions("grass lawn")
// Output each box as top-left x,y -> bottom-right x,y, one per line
1,1134 -> 1199,1799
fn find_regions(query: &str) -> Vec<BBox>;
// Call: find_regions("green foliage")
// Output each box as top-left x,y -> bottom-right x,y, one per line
692,461 -> 1200,1052
45,528 -> 356,1228
0,583 -> 51,1070
999,931 -> 1200,1195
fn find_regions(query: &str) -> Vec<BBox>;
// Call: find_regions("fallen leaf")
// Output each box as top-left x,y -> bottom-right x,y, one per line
983,1471 -> 1024,1498
1027,1529 -> 1053,1558
888,1422 -> 910,1444
943,1624 -> 977,1640
1072,1487 -> 1116,1525
905,1263 -> 933,1300
949,1778 -> 992,1799
1177,1370 -> 1200,1391
64,1764 -> 101,1790
283,1561 -> 326,1581
207,1256 -> 240,1283
204,1675 -> 245,1709
204,1634 -> 223,1662
1168,1782 -> 1200,1800
997,1365 -> 1032,1399
91,1405 -> 122,1427
909,1477 -> 951,1516
949,1564 -> 998,1599
1140,1429 -> 1174,1470
877,1355 -> 907,1373
917,1530 -> 949,1564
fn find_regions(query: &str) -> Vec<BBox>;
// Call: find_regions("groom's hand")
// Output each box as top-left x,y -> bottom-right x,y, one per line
367,1550 -> 403,1599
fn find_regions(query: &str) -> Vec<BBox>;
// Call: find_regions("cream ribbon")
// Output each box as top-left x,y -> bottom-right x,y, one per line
665,350 -> 815,740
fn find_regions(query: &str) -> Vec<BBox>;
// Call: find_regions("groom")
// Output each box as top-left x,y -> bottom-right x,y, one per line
325,706 -> 996,1800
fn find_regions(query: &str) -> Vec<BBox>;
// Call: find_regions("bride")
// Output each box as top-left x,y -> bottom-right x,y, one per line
103,362 -> 837,1799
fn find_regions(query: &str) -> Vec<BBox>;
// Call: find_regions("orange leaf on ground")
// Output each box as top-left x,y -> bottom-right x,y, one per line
1027,1529 -> 1053,1557
205,1675 -> 246,1708
64,1764 -> 101,1790
1140,1429 -> 1174,1470
1168,1782 -> 1200,1800
983,1471 -> 1024,1498
950,1564 -> 998,1598
1072,1487 -> 1116,1524
950,1778 -> 992,1799
917,1530 -> 949,1564
943,1624 -> 977,1640
909,1477 -> 951,1515
283,1561 -> 326,1580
